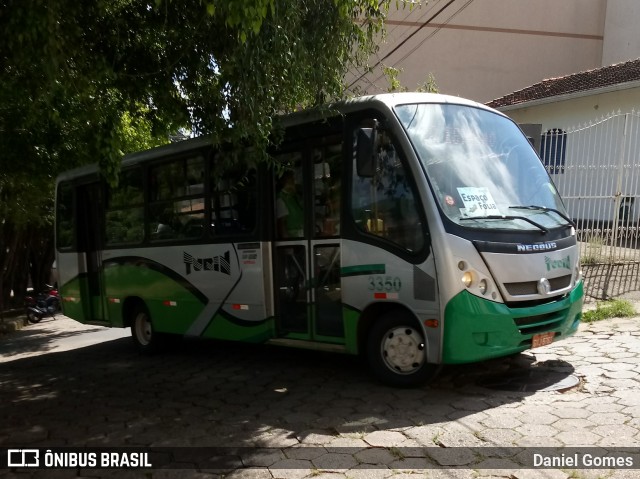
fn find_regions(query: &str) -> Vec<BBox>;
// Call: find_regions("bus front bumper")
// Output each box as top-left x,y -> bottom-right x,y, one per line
441,281 -> 583,364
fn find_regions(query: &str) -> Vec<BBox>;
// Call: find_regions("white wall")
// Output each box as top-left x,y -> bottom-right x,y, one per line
501,87 -> 640,132
602,0 -> 640,66
347,0 -> 607,103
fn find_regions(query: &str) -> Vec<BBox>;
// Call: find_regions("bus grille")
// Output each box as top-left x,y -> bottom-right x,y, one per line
513,312 -> 564,335
503,275 -> 572,296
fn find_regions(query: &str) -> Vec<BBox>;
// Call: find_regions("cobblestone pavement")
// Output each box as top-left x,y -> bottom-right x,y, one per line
1,308 -> 639,479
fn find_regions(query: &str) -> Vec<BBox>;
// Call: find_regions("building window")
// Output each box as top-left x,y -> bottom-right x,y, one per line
540,128 -> 566,174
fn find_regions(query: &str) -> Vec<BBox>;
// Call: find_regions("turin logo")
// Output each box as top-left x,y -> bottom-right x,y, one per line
184,251 -> 231,276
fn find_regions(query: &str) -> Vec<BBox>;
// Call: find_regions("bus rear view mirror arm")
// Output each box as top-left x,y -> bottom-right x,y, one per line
356,127 -> 377,178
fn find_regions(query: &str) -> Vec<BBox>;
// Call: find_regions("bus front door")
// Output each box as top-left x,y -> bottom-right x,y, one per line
273,142 -> 344,343
274,243 -> 309,335
273,242 -> 343,341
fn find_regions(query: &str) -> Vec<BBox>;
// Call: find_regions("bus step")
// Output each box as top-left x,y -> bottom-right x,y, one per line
266,338 -> 347,354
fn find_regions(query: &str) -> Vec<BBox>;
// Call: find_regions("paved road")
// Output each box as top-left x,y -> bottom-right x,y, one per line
1,311 -> 639,478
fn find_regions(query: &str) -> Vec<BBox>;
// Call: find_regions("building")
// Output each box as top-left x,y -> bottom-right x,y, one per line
487,58 -> 640,134
488,59 -> 640,230
347,0 -> 640,103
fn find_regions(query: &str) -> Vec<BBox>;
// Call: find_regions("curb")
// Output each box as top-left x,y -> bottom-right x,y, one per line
0,314 -> 28,335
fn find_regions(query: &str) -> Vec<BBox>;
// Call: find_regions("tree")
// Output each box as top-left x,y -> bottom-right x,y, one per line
0,0 -> 390,307
382,66 -> 439,93
2,0 -> 388,180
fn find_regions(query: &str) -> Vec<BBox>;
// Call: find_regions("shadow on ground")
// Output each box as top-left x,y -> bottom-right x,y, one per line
0,334 -> 576,450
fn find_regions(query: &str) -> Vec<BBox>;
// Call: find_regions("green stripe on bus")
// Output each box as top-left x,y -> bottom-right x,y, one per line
341,264 -> 386,277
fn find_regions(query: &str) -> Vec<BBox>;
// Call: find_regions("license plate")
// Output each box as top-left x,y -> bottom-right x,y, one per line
532,331 -> 555,348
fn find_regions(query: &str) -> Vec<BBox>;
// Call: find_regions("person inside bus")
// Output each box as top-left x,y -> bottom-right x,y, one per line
155,209 -> 178,239
276,170 -> 304,238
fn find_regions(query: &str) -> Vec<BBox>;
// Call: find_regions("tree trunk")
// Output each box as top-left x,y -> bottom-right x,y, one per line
0,221 -> 52,310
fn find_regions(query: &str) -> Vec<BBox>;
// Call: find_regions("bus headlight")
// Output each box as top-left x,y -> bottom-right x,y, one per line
457,258 -> 502,302
575,265 -> 582,282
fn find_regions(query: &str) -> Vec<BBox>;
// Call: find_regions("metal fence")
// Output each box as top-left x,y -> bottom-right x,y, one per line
542,110 -> 640,302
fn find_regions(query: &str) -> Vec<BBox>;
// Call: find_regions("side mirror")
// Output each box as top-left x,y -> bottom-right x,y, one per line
356,128 -> 377,178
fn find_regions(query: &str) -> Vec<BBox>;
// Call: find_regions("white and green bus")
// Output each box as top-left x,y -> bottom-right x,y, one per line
55,93 -> 583,386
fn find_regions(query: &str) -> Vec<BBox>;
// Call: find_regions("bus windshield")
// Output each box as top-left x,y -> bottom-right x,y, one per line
395,103 -> 570,231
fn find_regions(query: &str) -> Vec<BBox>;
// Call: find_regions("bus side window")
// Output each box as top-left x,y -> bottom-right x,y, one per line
210,157 -> 258,237
149,156 -> 205,242
351,125 -> 425,253
105,168 -> 145,245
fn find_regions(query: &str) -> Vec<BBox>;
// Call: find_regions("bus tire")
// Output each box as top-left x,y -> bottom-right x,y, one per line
131,305 -> 163,354
366,311 -> 440,387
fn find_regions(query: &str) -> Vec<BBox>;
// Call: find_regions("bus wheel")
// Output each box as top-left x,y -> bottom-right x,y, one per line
367,312 -> 439,387
131,305 -> 161,354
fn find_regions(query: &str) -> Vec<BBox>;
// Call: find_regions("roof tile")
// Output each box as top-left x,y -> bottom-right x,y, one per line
486,58 -> 640,108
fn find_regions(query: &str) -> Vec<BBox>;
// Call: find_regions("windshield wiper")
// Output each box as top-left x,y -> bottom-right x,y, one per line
508,205 -> 575,227
459,215 -> 548,234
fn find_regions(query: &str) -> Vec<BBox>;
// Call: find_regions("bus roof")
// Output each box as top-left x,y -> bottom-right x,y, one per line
56,92 -> 500,184
279,92 -> 497,127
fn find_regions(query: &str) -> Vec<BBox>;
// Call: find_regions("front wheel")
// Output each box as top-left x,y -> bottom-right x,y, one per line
367,312 -> 440,387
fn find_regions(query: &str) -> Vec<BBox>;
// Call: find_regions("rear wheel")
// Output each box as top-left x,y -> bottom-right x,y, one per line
367,311 -> 440,387
131,305 -> 163,354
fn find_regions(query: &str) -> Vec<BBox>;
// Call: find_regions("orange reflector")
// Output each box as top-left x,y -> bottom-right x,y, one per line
424,319 -> 439,328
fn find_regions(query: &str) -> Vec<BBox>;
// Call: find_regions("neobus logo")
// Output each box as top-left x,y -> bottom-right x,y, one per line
183,251 -> 231,276
516,242 -> 557,252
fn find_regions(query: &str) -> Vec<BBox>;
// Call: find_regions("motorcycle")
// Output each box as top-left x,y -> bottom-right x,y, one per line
24,284 -> 61,324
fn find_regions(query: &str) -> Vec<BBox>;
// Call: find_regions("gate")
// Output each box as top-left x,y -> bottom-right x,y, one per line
542,111 -> 640,301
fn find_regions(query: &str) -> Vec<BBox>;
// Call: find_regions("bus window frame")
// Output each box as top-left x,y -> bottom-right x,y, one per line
208,148 -> 262,242
147,153 -> 207,244
343,110 -> 431,265
104,165 -> 146,247
56,180 -> 77,252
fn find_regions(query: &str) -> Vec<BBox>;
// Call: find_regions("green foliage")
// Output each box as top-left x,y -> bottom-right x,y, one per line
583,299 -> 636,323
383,66 -> 407,93
581,234 -> 605,265
1,0 -> 387,186
417,73 -> 439,93
382,66 -> 439,93
0,0 -> 390,304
